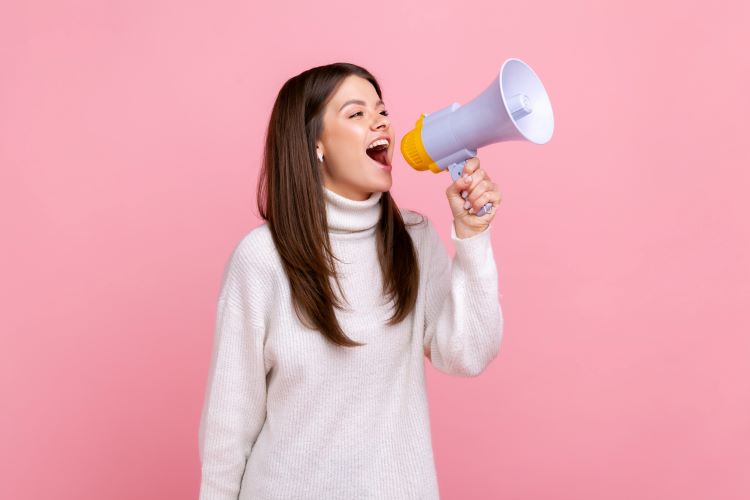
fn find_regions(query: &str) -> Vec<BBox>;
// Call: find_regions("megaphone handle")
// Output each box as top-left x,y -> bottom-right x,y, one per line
448,161 -> 493,217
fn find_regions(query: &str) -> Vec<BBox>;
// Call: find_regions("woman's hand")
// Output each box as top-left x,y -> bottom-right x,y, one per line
445,156 -> 501,239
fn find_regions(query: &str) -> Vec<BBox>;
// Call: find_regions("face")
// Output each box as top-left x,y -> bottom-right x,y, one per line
316,75 -> 395,201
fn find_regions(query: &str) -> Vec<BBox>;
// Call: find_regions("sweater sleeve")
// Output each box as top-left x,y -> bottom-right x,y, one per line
422,218 -> 504,377
198,243 -> 270,500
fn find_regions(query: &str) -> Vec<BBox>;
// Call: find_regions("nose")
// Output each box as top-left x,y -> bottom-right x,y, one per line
372,114 -> 390,130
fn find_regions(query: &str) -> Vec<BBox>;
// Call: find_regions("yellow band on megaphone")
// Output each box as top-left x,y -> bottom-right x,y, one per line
400,114 -> 442,174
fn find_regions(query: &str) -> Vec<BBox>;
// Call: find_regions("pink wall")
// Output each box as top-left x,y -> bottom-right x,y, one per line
2,0 -> 748,498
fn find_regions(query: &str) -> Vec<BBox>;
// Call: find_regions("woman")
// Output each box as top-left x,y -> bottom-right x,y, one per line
198,62 -> 504,500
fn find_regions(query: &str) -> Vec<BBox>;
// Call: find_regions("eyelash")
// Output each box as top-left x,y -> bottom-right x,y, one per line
350,110 -> 389,118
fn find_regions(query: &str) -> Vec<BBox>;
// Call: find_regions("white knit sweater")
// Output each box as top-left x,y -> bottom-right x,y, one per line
198,186 -> 504,500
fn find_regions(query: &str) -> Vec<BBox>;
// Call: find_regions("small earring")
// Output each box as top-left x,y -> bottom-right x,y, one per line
317,151 -> 324,162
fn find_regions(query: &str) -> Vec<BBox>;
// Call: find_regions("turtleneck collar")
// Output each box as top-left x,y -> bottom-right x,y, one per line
323,185 -> 383,236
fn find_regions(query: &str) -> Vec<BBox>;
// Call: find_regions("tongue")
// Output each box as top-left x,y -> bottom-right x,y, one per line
366,147 -> 388,165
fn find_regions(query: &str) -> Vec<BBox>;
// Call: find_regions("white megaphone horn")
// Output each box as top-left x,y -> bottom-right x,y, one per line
400,57 -> 554,216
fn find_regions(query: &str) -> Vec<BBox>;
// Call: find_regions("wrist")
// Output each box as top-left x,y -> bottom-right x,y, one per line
453,220 -> 487,239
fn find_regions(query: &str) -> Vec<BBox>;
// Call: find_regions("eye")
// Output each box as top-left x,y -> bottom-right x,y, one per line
349,110 -> 390,118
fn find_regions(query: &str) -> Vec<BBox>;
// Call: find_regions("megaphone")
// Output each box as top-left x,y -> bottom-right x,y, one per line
400,58 -> 554,216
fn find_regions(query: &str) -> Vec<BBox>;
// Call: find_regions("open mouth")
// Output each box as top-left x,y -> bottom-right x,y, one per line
365,143 -> 390,167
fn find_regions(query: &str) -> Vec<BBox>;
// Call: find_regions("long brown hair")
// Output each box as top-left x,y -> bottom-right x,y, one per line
256,62 -> 423,348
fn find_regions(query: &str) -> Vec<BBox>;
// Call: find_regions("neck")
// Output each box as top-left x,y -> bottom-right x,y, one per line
323,185 -> 383,236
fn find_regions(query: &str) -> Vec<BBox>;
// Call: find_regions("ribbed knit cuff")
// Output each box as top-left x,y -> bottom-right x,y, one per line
449,221 -> 495,278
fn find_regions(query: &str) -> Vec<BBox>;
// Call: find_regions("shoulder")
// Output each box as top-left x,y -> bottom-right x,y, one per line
225,222 -> 282,276
400,207 -> 428,231
216,224 -> 279,321
399,207 -> 443,252
217,223 -> 281,307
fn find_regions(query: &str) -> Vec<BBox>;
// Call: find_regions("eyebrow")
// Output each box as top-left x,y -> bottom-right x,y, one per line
339,99 -> 385,112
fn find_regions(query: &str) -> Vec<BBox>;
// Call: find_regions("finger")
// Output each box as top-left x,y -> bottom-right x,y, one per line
469,189 -> 502,215
460,168 -> 487,199
462,157 -> 480,176
465,179 -> 492,210
446,172 -> 473,199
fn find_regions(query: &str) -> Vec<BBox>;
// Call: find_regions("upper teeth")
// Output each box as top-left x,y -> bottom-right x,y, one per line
367,139 -> 389,150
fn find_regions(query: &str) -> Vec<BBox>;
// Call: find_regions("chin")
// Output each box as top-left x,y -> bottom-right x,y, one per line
361,163 -> 392,192
372,176 -> 392,193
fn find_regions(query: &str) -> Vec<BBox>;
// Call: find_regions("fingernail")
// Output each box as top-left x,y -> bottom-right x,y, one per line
468,207 -> 474,214
462,174 -> 469,183
463,200 -> 471,209
461,190 -> 468,199
465,175 -> 472,183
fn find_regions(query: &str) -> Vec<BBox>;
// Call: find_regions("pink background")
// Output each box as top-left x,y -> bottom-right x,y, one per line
1,0 -> 748,498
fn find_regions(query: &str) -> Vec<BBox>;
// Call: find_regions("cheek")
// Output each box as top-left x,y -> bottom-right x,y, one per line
332,122 -> 366,151
332,145 -> 367,171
